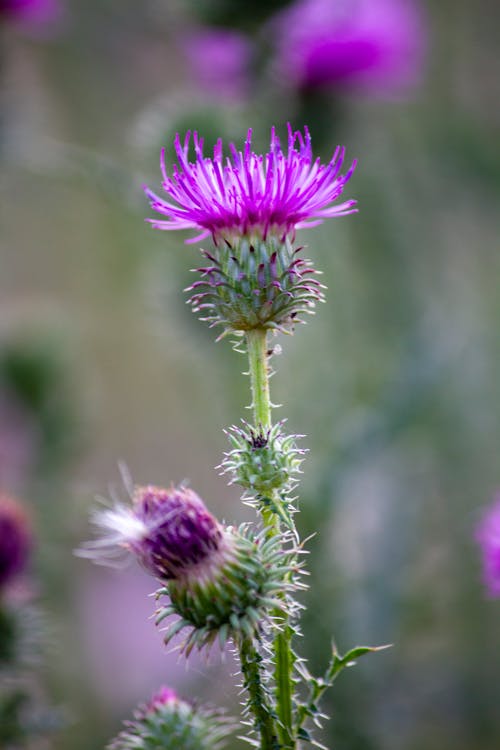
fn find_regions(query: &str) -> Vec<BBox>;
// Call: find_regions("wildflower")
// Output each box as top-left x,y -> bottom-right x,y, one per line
475,494 -> 500,598
145,125 -> 356,334
145,124 -> 356,245
107,685 -> 231,750
0,493 -> 32,591
182,27 -> 253,103
270,0 -> 426,98
77,484 -> 299,652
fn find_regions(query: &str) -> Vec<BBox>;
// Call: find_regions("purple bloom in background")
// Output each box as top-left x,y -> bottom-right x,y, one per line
270,0 -> 426,98
145,124 -> 356,244
475,494 -> 500,598
0,0 -> 60,28
182,27 -> 253,102
0,493 -> 32,591
77,484 -> 227,582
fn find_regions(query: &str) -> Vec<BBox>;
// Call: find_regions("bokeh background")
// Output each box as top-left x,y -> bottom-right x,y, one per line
1,1 -> 499,748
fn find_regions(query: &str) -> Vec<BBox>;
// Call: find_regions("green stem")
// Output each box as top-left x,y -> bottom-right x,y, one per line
245,327 -> 295,750
246,328 -> 272,430
239,636 -> 280,750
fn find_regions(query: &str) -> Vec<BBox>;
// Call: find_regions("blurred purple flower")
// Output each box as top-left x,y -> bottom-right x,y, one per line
182,27 -> 253,102
270,0 -> 426,98
475,495 -> 500,598
0,0 -> 61,32
0,493 -> 32,591
145,124 -> 356,244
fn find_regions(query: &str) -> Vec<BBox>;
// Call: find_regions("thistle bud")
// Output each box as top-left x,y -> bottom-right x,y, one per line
220,420 -> 306,496
107,686 -> 231,750
77,484 -> 299,653
0,493 -> 32,591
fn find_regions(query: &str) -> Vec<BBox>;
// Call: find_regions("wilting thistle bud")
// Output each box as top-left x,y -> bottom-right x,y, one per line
128,485 -> 224,581
77,485 -> 222,580
186,236 -> 325,335
220,420 -> 306,496
107,686 -> 231,750
78,484 -> 299,653
0,494 -> 32,592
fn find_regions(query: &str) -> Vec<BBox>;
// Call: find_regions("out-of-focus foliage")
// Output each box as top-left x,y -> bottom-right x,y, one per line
1,1 -> 499,749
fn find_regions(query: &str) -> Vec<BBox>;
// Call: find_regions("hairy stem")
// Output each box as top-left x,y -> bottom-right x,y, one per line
246,327 -> 295,750
239,636 -> 280,750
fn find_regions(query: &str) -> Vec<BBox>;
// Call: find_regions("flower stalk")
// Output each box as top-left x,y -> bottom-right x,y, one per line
246,328 -> 295,749
238,635 -> 279,750
246,328 -> 272,432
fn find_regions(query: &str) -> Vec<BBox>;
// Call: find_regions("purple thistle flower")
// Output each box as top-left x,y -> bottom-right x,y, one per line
270,0 -> 426,98
144,124 -> 356,245
0,493 -> 32,591
475,494 -> 500,598
77,484 -> 226,582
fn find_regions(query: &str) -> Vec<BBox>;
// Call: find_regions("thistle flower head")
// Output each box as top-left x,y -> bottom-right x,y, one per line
475,494 -> 500,598
0,493 -> 32,591
145,124 -> 356,245
108,685 -> 231,750
78,482 -> 302,653
77,484 -> 225,582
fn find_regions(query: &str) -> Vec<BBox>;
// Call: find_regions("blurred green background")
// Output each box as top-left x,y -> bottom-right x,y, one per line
1,1 -> 499,748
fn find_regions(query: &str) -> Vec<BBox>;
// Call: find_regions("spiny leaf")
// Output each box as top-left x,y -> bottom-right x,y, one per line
326,643 -> 392,684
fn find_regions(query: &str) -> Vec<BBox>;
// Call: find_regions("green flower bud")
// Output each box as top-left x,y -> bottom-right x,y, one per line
220,421 -> 306,496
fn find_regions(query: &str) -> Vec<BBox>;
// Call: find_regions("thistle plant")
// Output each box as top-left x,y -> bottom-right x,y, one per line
80,124 -> 385,749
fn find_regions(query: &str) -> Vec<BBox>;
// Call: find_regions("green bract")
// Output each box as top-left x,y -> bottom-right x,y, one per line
186,237 -> 325,337
155,525 -> 301,655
